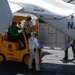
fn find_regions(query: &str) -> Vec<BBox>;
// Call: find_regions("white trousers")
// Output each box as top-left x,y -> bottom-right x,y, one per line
29,49 -> 40,71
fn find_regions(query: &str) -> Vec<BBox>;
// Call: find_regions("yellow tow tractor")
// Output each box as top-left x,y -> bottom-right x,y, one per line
0,15 -> 42,65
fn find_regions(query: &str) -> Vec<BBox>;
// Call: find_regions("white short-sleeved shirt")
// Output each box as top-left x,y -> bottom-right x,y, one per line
28,37 -> 39,50
21,21 -> 33,29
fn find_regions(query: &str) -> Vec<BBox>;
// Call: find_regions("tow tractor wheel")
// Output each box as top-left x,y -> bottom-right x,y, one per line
22,54 -> 30,65
0,54 -> 5,62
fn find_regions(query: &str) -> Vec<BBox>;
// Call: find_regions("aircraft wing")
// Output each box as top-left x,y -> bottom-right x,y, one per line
8,2 -> 23,13
0,0 -> 13,34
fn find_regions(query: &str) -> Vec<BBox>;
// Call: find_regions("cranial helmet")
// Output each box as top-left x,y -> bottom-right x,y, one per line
27,15 -> 32,21
12,22 -> 17,25
31,31 -> 36,37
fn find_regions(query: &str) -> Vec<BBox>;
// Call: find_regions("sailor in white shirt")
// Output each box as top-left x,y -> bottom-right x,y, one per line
21,15 -> 33,39
28,31 -> 41,72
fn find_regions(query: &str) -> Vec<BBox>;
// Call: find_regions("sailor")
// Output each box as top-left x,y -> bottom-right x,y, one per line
28,31 -> 41,72
21,15 -> 33,39
63,39 -> 75,60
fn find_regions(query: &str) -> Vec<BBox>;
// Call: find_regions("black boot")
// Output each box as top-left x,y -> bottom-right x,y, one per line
63,57 -> 68,60
73,55 -> 75,59
63,49 -> 68,60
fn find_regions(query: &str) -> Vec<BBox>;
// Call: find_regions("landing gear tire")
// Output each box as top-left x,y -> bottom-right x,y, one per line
22,54 -> 30,65
0,54 -> 5,63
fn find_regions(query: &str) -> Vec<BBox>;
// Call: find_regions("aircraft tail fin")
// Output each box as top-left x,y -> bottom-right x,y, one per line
0,0 -> 13,34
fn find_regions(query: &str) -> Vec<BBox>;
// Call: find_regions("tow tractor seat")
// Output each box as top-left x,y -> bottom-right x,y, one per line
2,33 -> 22,50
